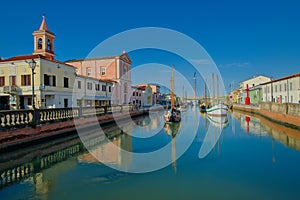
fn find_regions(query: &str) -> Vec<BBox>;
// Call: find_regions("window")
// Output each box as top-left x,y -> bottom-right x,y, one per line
28,98 -> 32,105
252,84 -> 255,87
78,80 -> 82,89
291,96 -> 293,103
95,84 -> 100,91
38,38 -> 42,49
279,84 -> 282,92
47,39 -> 52,51
123,66 -> 127,76
136,92 -> 138,96
87,68 -> 92,76
108,86 -> 111,92
102,85 -> 106,91
44,74 -> 56,86
290,82 -> 293,91
275,85 -> 277,92
101,67 -> 106,76
284,83 -> 287,91
21,75 -> 31,86
124,83 -> 127,93
9,76 -> 16,86
267,87 -> 270,93
63,77 -> 69,88
0,76 -> 5,87
133,91 -> 135,96
87,82 -> 92,90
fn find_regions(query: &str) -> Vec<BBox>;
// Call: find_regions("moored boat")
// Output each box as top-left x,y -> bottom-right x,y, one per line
164,65 -> 181,123
206,103 -> 228,116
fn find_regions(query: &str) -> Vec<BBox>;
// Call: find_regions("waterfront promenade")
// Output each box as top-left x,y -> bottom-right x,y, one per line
233,103 -> 300,130
0,105 -> 151,152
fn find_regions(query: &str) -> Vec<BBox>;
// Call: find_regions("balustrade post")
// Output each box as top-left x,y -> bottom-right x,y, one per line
78,105 -> 82,118
34,109 -> 40,125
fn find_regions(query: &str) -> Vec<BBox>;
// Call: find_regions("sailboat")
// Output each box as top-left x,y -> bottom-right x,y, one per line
200,79 -> 207,113
206,73 -> 228,116
164,65 -> 181,122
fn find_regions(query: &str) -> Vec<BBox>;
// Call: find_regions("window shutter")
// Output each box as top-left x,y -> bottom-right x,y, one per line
53,76 -> 56,86
28,75 -> 31,85
21,75 -> 24,86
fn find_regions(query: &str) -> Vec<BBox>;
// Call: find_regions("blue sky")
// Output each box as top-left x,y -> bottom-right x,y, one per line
0,0 -> 299,94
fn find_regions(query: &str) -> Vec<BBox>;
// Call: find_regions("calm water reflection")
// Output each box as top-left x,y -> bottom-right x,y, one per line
1,107 -> 300,200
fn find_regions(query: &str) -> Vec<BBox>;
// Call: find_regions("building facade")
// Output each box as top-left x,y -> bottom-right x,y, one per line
0,17 -> 76,109
73,75 -> 113,107
135,85 -> 153,107
248,85 -> 263,105
238,75 -> 272,104
261,72 -> 300,103
66,52 -> 132,105
130,86 -> 142,107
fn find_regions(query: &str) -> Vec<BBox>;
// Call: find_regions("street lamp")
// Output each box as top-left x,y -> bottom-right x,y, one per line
28,59 -> 37,109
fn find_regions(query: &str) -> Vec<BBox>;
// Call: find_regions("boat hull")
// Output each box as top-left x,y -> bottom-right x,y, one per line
206,104 -> 228,116
164,109 -> 181,122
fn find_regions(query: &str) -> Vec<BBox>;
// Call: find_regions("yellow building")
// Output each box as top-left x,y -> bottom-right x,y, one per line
0,17 -> 76,109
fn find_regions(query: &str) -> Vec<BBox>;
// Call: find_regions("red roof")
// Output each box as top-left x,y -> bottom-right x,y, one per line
135,85 -> 146,90
0,54 -> 75,68
260,72 -> 300,85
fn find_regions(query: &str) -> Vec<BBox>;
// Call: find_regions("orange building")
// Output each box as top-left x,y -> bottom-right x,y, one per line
66,52 -> 132,105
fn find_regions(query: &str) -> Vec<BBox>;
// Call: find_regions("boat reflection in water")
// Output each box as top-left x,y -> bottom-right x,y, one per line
206,114 -> 229,129
199,113 -> 229,158
163,122 -> 181,173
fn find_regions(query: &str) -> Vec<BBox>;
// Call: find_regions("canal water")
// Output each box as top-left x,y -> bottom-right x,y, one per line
1,107 -> 300,200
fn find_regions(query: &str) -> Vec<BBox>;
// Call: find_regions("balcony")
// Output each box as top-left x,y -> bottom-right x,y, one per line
3,85 -> 19,94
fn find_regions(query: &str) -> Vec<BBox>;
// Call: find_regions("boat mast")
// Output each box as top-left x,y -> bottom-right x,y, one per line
194,72 -> 196,100
216,73 -> 219,104
212,73 -> 215,104
171,65 -> 175,109
204,78 -> 207,105
182,85 -> 185,105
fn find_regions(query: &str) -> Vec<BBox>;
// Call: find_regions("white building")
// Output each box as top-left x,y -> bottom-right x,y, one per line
135,85 -> 153,107
73,75 -> 113,107
130,86 -> 142,107
238,75 -> 272,104
261,72 -> 300,103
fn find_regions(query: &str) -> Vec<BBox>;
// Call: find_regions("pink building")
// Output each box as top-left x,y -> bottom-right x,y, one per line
66,52 -> 132,105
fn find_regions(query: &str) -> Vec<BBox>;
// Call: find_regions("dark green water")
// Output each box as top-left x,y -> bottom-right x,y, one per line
1,107 -> 300,200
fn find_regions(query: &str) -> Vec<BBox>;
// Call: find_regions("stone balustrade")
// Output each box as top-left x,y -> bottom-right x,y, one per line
0,105 -> 139,130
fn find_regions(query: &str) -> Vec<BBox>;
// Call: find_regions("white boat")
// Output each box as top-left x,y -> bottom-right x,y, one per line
206,103 -> 228,116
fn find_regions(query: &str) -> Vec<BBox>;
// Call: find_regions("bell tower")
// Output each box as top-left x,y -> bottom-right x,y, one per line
33,16 -> 55,60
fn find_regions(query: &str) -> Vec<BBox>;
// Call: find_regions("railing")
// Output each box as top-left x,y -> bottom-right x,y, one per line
0,105 -> 140,130
0,110 -> 33,129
